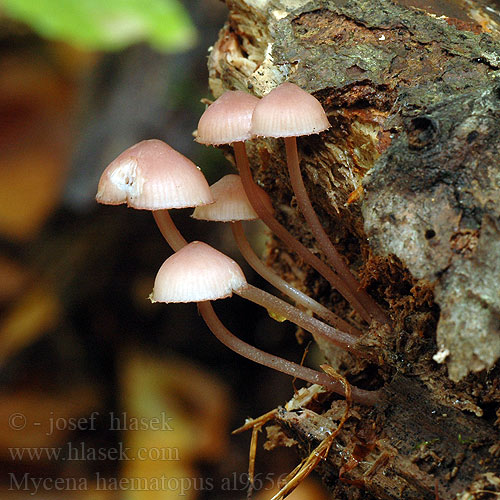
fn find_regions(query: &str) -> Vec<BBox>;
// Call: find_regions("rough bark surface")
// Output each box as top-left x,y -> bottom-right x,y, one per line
207,0 -> 500,498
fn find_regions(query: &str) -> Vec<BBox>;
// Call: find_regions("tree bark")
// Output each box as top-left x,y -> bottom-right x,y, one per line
207,0 -> 500,498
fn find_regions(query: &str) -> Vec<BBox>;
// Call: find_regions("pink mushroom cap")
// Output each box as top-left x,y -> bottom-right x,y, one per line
192,174 -> 273,222
151,241 -> 247,303
96,139 -> 214,210
251,82 -> 330,138
196,90 -> 260,145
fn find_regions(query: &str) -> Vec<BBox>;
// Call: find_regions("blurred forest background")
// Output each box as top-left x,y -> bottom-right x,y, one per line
0,0 -> 331,498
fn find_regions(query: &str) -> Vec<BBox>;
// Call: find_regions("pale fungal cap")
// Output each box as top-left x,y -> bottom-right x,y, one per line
151,241 -> 247,303
251,82 -> 330,138
192,174 -> 273,222
96,139 -> 213,210
196,91 -> 260,145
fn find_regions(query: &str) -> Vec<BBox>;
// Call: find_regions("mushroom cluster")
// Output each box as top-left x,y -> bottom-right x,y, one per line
96,82 -> 389,406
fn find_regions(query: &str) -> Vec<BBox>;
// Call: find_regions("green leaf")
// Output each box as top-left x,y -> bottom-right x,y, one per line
1,0 -> 197,52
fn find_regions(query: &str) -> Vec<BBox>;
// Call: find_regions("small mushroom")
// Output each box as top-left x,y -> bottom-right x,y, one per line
152,242 -> 362,355
151,241 -> 378,405
192,173 -> 272,222
196,90 -> 259,146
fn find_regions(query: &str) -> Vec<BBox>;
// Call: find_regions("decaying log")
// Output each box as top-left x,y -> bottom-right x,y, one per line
207,0 -> 500,498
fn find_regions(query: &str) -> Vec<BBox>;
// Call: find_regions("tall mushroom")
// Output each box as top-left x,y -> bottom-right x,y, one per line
251,82 -> 389,325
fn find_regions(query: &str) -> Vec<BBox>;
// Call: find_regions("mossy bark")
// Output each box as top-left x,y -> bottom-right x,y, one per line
208,0 -> 500,498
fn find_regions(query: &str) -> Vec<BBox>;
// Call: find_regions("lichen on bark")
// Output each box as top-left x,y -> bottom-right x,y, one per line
363,83 -> 500,381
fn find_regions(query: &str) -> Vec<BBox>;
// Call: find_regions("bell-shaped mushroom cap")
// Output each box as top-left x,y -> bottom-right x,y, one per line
196,91 -> 260,145
251,82 -> 330,138
192,174 -> 274,222
151,241 -> 247,303
96,139 -> 214,210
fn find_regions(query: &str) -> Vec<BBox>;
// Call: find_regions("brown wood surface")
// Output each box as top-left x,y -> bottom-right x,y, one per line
207,0 -> 500,497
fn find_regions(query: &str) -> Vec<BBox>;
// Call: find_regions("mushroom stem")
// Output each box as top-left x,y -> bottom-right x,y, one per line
231,221 -> 361,337
197,301 -> 379,405
152,210 -> 187,251
233,141 -> 372,324
236,284 -> 364,357
284,136 -> 390,325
